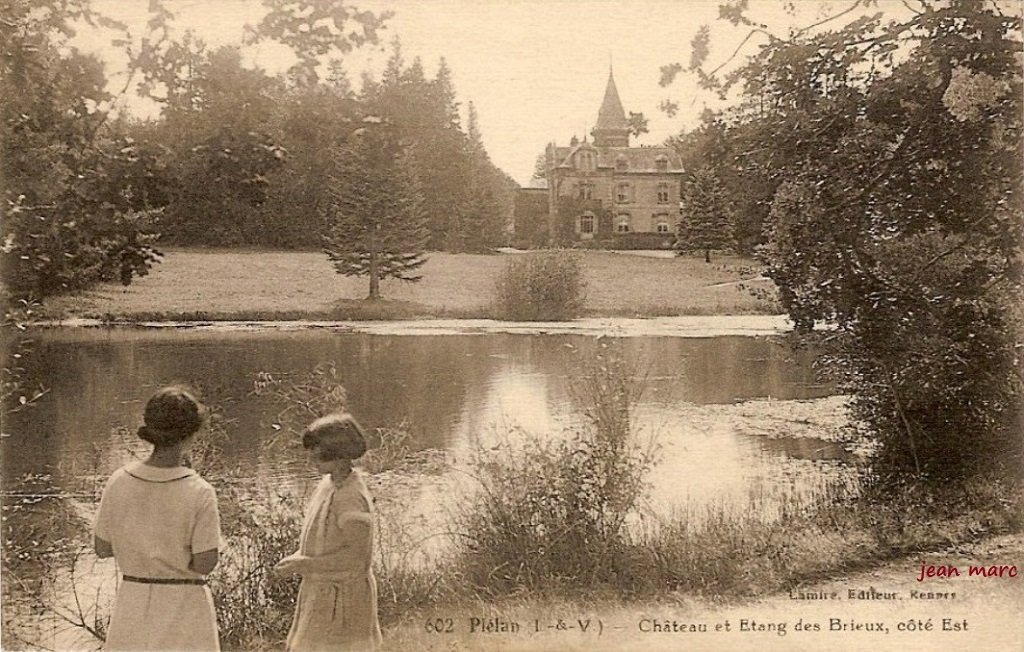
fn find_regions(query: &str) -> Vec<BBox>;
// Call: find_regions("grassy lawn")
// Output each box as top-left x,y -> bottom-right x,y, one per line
42,248 -> 779,321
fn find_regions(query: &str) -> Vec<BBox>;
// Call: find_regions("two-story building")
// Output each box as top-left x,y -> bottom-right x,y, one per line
541,70 -> 685,246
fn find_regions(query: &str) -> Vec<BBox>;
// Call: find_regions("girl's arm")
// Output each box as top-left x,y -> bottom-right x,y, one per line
276,514 -> 371,576
189,484 -> 221,575
190,548 -> 219,575
94,536 -> 113,559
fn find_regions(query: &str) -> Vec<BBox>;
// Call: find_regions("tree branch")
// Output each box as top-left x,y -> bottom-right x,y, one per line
793,0 -> 867,37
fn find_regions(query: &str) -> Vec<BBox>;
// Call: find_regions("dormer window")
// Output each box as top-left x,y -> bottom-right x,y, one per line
655,155 -> 669,172
577,151 -> 595,172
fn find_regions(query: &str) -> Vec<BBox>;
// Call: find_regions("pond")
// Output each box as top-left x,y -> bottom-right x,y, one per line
2,327 -> 855,520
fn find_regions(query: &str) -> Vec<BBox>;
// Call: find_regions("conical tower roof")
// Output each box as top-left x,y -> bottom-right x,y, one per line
595,69 -> 629,130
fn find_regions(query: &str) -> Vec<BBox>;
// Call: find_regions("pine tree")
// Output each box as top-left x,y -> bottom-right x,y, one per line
322,121 -> 429,299
466,101 -> 486,157
460,101 -> 504,250
433,57 -> 461,129
675,167 -> 734,263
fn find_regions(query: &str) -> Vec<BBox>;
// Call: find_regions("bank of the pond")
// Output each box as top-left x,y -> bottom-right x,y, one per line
41,314 -> 798,337
381,533 -> 1024,652
36,249 -> 780,321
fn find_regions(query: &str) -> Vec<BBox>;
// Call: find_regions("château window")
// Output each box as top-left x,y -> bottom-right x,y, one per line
616,214 -> 631,233
657,183 -> 671,204
655,213 -> 671,233
616,156 -> 628,171
616,183 -> 631,203
578,182 -> 594,200
580,213 -> 595,234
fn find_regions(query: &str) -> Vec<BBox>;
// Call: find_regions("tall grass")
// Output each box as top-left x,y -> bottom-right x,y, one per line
450,340 -> 655,595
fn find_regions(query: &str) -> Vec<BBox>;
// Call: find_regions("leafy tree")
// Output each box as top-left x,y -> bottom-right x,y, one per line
322,121 -> 429,300
258,82 -> 361,246
137,44 -> 287,245
248,0 -> 390,86
1,0 -> 163,299
666,0 -> 1023,480
675,167 -> 734,262
669,111 -> 774,254
627,111 -> 649,137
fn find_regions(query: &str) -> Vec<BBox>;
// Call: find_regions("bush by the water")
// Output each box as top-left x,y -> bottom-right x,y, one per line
493,250 -> 586,321
452,342 -> 654,593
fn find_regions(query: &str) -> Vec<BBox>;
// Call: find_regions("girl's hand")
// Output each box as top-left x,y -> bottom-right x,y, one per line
273,553 -> 304,577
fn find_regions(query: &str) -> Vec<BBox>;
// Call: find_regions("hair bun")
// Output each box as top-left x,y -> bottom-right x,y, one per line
138,386 -> 206,448
137,425 -> 155,444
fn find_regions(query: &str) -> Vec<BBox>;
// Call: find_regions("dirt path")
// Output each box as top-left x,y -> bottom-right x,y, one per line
384,534 -> 1024,652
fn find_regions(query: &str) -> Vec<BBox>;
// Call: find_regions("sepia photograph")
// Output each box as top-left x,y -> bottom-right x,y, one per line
1,0 -> 1022,650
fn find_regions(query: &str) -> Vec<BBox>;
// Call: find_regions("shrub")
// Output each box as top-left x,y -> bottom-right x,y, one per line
452,342 -> 654,594
211,493 -> 301,650
493,250 -> 586,320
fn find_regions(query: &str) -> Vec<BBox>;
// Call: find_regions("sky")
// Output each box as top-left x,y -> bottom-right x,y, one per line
72,1 -> 917,185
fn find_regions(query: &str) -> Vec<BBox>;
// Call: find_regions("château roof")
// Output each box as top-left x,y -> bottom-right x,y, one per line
552,143 -> 683,173
595,70 -> 629,131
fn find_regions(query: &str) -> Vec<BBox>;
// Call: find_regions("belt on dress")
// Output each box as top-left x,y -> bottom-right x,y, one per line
122,574 -> 206,586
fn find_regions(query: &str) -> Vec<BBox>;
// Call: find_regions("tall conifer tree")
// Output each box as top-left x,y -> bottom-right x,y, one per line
322,120 -> 429,299
675,167 -> 734,263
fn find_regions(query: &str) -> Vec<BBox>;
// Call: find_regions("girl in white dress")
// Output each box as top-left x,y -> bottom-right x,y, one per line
94,386 -> 222,651
275,413 -> 382,652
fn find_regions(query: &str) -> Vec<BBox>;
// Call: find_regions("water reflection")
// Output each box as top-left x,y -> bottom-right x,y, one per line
2,329 -> 847,521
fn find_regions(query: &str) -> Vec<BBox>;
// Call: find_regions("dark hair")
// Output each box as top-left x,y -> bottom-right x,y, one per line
302,413 -> 369,461
137,386 -> 205,448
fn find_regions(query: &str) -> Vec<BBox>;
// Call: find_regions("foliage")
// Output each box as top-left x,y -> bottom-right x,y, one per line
0,0 -> 163,300
256,81 -> 361,247
493,250 -> 586,321
627,111 -> 649,137
675,166 -> 735,262
211,493 -> 302,650
460,101 -> 512,251
668,114 -> 775,254
667,1 -> 1024,480
105,7 -> 515,252
363,44 -> 515,253
248,0 -> 391,86
252,362 -> 349,442
130,42 -> 290,246
452,342 -> 654,594
322,120 -> 430,300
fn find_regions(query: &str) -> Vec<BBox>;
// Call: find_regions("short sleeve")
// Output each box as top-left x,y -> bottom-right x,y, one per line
191,485 -> 221,554
94,473 -> 118,541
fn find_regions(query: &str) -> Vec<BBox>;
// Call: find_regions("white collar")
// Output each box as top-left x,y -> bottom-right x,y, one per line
124,460 -> 196,483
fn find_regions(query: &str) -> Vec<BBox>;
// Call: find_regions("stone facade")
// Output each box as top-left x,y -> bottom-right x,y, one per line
541,70 -> 684,246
